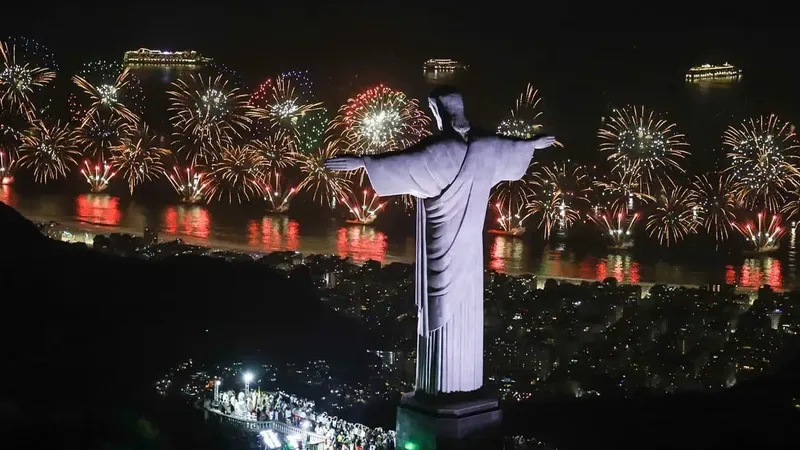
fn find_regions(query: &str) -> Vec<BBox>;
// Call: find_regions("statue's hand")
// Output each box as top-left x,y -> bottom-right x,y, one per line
323,156 -> 365,171
532,135 -> 557,150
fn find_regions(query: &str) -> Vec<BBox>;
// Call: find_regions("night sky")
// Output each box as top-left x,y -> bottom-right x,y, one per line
6,3 -> 796,158
7,3 -> 793,78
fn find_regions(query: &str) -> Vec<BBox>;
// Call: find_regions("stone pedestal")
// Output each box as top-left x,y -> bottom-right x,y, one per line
395,392 -> 502,450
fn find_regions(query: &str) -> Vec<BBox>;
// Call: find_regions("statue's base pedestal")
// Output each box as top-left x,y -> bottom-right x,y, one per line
395,392 -> 502,450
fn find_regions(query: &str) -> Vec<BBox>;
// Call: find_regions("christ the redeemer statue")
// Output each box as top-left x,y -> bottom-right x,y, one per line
325,87 -> 556,395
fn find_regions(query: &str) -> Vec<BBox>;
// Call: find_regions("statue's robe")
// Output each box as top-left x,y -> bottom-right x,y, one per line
363,133 -> 535,393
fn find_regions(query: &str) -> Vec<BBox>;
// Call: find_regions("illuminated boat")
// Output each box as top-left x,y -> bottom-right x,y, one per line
685,63 -> 742,80
423,58 -> 468,72
488,227 -> 526,237
124,48 -> 212,66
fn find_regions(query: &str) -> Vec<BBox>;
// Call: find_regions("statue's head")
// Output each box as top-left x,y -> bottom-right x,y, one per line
428,86 -> 470,139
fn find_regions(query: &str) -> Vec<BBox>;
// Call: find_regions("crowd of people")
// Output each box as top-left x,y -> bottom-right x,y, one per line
211,389 -> 396,450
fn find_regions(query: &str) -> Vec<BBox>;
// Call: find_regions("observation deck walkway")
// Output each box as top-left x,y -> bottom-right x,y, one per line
205,404 -> 326,444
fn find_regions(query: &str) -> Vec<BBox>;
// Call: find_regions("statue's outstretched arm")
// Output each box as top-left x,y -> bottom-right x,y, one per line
362,138 -> 441,198
492,134 -> 556,183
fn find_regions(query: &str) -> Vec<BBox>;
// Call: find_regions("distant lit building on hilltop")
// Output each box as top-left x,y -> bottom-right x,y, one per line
124,48 -> 212,66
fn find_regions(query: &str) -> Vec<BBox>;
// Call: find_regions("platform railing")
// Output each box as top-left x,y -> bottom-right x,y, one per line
207,405 -> 325,443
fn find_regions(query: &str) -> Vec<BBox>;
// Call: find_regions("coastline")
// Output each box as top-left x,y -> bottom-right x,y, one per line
25,211 -> 769,299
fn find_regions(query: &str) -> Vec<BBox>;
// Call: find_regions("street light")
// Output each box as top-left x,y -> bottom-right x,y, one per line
214,379 -> 222,403
243,372 -> 254,395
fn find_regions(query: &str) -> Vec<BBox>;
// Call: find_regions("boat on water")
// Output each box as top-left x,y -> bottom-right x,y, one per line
685,63 -> 742,80
488,227 -> 526,237
423,58 -> 468,72
124,48 -> 212,67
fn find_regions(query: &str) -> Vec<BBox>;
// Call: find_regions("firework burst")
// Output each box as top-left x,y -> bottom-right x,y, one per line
590,211 -> 639,249
111,123 -> 169,193
168,74 -> 252,164
527,192 -> 578,239
593,169 -> 653,216
18,120 -> 80,183
646,186 -> 698,246
0,39 -> 56,120
168,165 -> 210,204
491,161 -> 538,206
297,139 -> 353,207
536,162 -> 591,224
734,212 -> 785,253
690,173 -> 738,242
0,149 -> 17,184
723,115 -> 800,212
498,83 -> 545,139
780,197 -> 800,223
2,37 -> 57,70
598,106 -> 689,194
0,104 -> 30,151
341,187 -> 387,225
260,170 -> 296,213
248,128 -> 297,170
80,159 -> 115,193
207,145 -> 266,203
250,71 -> 328,155
333,84 -> 431,155
491,200 -> 532,236
294,108 -> 328,155
71,61 -> 142,124
73,113 -> 130,160
251,73 -> 323,131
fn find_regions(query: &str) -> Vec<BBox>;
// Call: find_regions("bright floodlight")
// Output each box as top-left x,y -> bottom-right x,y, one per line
243,372 -> 254,383
260,430 -> 281,449
215,379 -> 222,386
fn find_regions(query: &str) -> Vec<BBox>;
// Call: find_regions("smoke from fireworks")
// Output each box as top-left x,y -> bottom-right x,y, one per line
333,84 -> 430,155
724,115 -> 799,212
599,106 -> 689,194
18,120 -> 80,183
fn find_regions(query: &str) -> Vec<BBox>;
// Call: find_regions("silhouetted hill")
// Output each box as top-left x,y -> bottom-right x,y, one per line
0,201 -> 378,449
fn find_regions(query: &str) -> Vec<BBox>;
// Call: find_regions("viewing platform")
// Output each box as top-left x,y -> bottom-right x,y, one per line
205,403 -> 326,447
